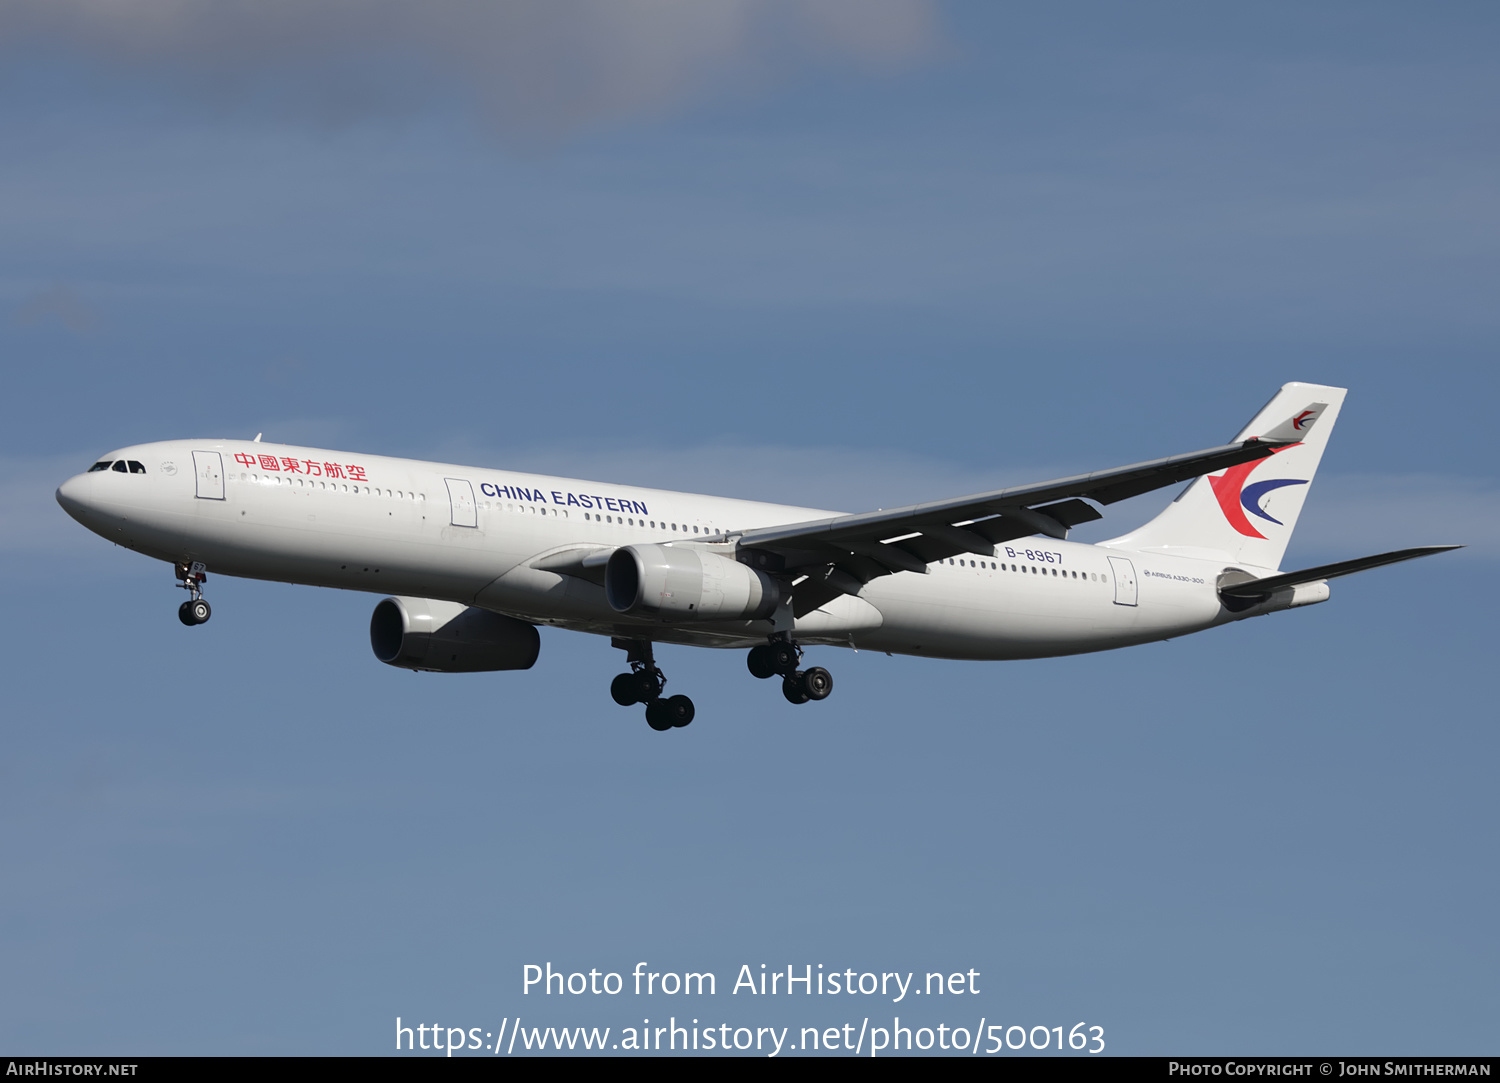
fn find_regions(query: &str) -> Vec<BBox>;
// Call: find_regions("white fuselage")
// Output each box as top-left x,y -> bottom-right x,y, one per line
57,439 -> 1256,661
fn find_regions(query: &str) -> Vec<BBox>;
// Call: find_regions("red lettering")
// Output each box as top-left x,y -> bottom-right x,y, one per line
258,455 -> 281,471
233,453 -> 257,467
323,463 -> 345,479
302,460 -> 322,476
346,465 -> 367,481
280,457 -> 302,473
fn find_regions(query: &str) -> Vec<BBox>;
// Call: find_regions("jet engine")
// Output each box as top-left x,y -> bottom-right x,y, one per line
605,544 -> 781,621
370,596 -> 541,673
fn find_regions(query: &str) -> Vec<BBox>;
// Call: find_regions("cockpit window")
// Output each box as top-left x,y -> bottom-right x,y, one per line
128,461 -> 146,474
111,461 -> 128,473
88,461 -> 112,472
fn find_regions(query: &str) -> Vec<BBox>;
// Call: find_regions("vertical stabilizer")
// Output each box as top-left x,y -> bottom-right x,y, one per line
1101,382 -> 1346,570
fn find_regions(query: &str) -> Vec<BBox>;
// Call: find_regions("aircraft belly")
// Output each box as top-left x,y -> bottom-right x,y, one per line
793,593 -> 884,643
859,595 -> 1097,659
851,561 -> 1225,661
476,564 -> 617,624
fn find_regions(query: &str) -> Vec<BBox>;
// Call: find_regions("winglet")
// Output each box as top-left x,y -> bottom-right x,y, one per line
1253,403 -> 1328,446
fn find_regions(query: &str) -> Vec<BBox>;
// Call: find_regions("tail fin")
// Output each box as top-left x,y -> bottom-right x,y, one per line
1102,382 -> 1347,570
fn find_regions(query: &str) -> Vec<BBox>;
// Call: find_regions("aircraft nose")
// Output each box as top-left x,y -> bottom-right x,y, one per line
55,473 -> 94,524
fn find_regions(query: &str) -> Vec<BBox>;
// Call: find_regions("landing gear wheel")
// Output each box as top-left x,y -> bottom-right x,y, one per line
747,645 -> 777,680
174,562 -> 210,624
769,641 -> 799,675
782,673 -> 811,705
611,673 -> 640,706
802,666 -> 833,701
633,670 -> 663,702
645,700 -> 673,731
615,639 -> 689,730
664,695 -> 695,728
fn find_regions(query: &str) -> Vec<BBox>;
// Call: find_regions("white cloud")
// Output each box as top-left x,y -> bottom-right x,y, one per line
0,0 -> 939,134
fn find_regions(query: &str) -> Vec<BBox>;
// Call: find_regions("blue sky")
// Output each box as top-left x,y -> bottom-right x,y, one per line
1,0 -> 1495,1056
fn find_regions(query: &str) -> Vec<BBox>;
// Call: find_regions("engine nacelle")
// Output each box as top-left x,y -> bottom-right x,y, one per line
605,544 -> 781,621
370,596 -> 540,673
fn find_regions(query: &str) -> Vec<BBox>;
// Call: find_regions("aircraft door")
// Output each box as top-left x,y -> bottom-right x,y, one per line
192,451 -> 225,500
1107,556 -> 1138,606
445,478 -> 478,527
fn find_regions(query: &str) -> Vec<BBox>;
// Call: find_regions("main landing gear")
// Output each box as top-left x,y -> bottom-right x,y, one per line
175,561 -> 212,626
747,635 -> 833,705
610,638 -> 694,732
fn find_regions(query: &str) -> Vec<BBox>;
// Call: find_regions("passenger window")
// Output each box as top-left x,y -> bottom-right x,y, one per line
88,461 -> 112,472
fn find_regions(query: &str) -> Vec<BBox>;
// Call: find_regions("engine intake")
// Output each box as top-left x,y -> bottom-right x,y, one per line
370,596 -> 540,672
605,544 -> 780,621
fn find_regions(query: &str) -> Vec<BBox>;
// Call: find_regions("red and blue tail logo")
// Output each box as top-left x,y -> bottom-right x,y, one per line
1207,447 -> 1308,539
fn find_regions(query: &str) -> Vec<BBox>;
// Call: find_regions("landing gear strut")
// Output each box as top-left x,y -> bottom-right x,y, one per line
610,638 -> 694,731
748,635 -> 832,705
175,561 -> 211,626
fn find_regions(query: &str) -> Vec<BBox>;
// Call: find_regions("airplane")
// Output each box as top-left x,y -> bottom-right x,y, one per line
55,382 -> 1457,731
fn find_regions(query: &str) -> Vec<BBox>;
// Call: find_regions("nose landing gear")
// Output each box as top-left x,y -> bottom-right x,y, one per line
748,636 -> 833,706
610,638 -> 694,731
175,562 -> 211,626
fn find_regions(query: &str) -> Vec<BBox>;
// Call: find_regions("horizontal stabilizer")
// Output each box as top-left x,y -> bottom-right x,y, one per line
1218,545 -> 1462,599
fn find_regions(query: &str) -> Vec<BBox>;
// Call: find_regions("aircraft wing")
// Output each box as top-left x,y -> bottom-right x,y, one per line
733,431 -> 1308,616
